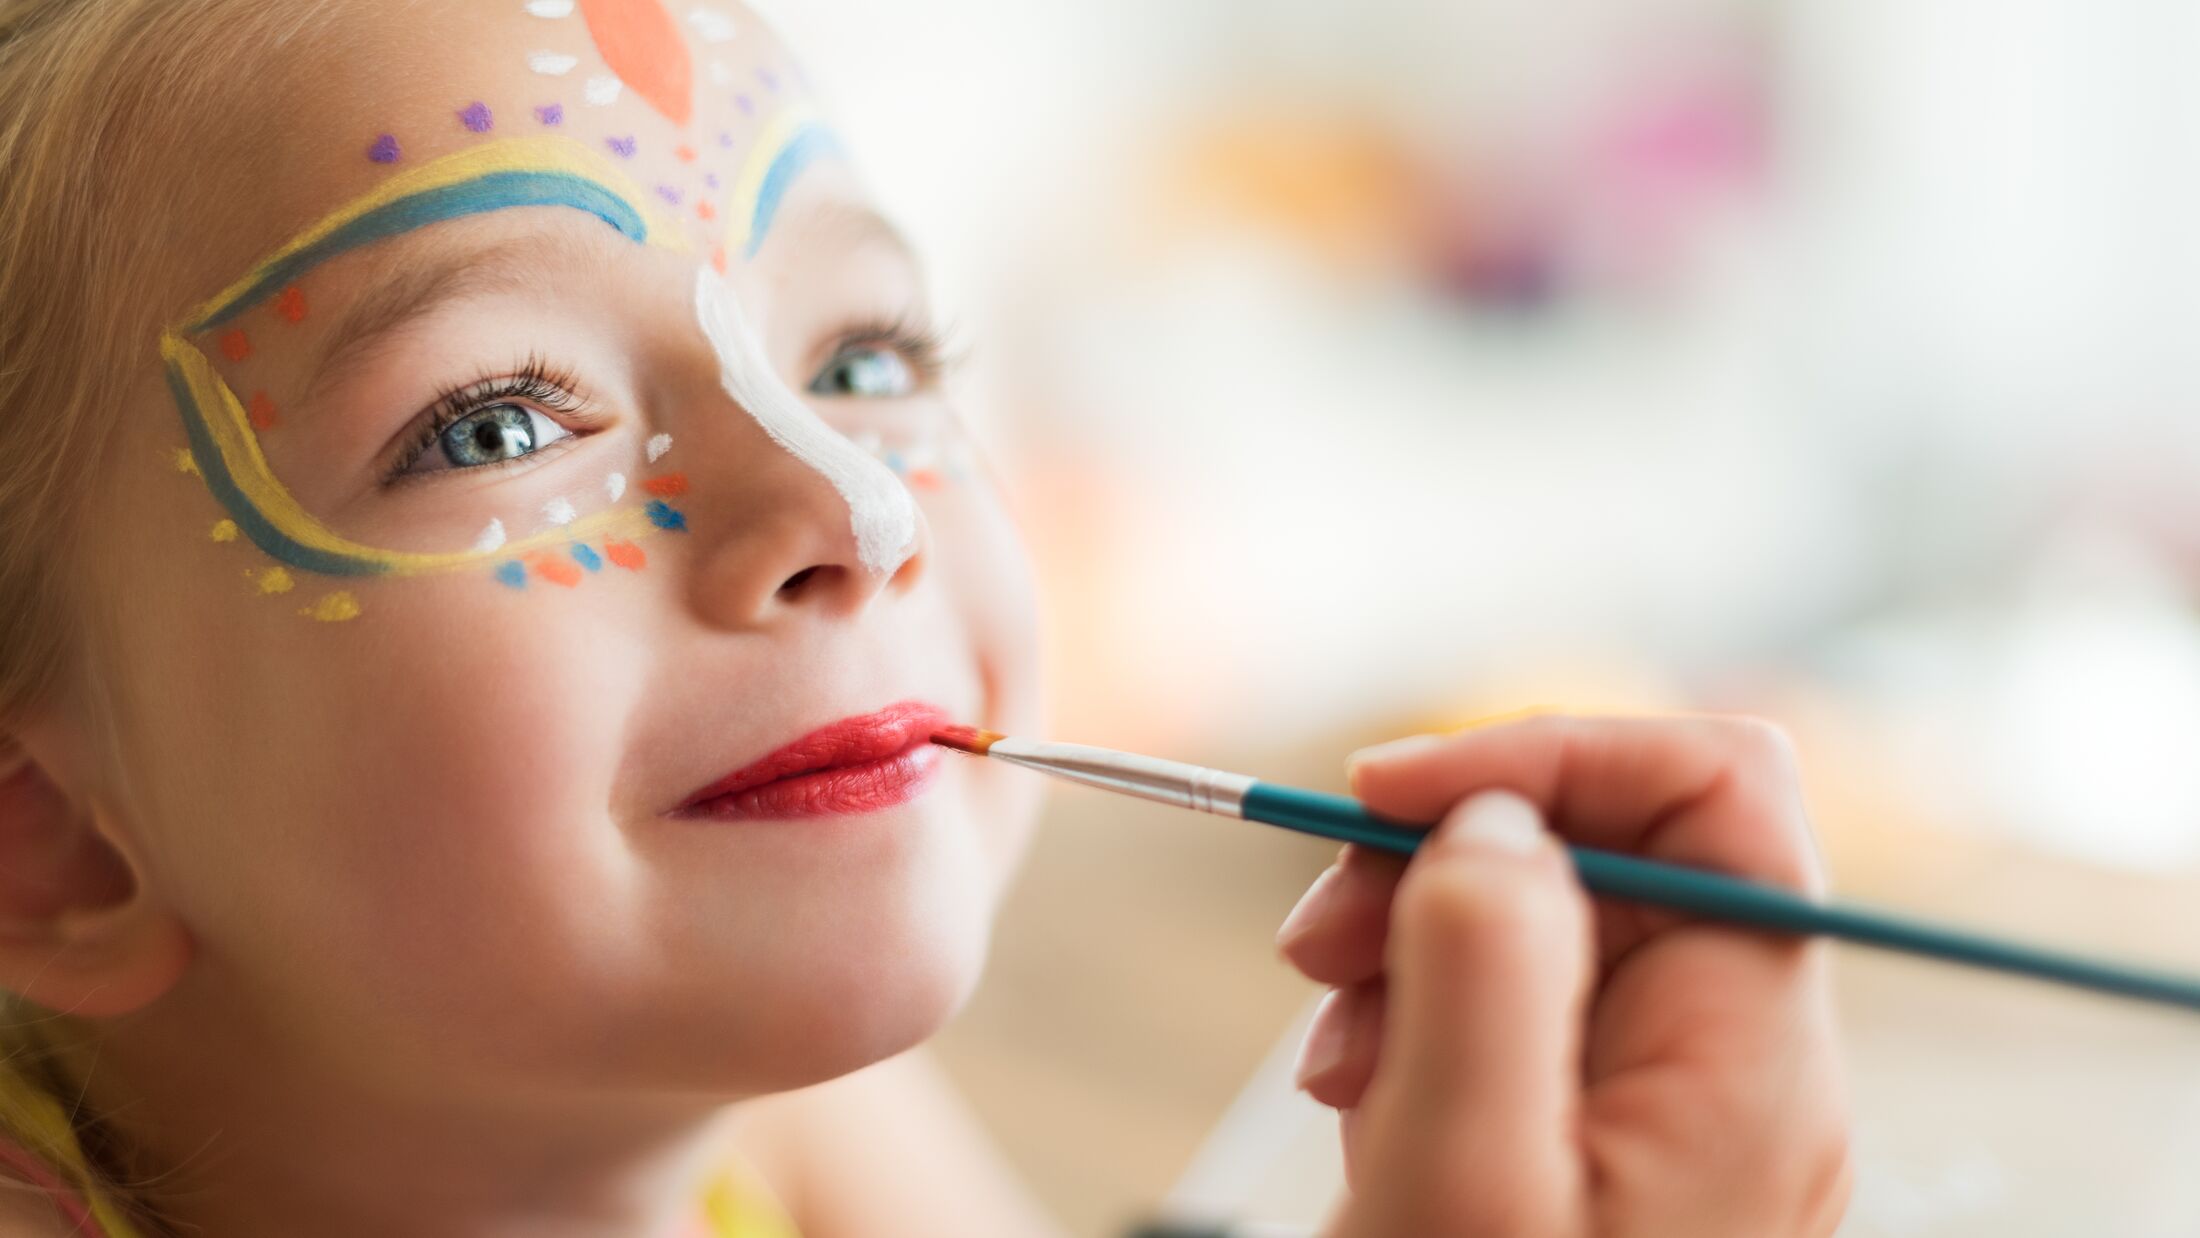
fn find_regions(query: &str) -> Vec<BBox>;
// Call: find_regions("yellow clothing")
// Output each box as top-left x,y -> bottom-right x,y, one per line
0,1053 -> 799,1237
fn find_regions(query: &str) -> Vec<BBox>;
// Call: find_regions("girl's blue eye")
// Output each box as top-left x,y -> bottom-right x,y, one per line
808,345 -> 917,398
423,402 -> 570,473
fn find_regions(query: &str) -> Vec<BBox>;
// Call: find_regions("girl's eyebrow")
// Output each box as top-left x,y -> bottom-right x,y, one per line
301,229 -> 598,406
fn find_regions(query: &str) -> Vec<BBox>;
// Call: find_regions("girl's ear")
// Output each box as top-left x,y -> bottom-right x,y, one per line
0,732 -> 190,1017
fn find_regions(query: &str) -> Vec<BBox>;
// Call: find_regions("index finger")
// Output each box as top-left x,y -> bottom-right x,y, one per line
1347,714 -> 1824,896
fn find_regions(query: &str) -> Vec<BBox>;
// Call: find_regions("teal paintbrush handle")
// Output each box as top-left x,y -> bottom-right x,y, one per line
1240,781 -> 2200,1014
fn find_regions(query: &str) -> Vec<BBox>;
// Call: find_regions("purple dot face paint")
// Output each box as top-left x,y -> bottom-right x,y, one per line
367,133 -> 402,163
534,103 -> 565,126
735,94 -> 754,117
607,134 -> 638,158
656,184 -> 683,206
459,101 -> 494,133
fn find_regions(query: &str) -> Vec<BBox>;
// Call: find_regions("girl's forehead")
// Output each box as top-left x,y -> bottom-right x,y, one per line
203,0 -> 820,302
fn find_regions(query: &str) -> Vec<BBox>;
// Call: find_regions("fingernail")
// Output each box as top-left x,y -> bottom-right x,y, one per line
1277,864 -> 1345,948
1438,790 -> 1543,855
1293,989 -> 1351,1091
1346,732 -> 1441,776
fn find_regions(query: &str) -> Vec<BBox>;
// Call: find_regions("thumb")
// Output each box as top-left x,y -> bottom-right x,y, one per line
1347,791 -> 1594,1235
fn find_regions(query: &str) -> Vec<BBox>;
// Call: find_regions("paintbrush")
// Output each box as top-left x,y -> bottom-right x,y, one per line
931,726 -> 2200,1014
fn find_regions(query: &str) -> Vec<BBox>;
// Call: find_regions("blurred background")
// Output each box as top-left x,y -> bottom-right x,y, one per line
760,1 -> 2200,1233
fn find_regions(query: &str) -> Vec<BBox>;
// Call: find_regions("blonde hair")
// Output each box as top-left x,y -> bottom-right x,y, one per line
0,0 -> 337,1228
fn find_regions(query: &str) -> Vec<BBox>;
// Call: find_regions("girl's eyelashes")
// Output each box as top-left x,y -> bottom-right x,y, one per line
382,356 -> 593,485
807,316 -> 954,399
375,319 -> 947,489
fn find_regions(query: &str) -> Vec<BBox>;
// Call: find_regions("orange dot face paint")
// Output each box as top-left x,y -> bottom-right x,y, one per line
530,552 -> 584,587
275,285 -> 308,324
603,539 -> 647,570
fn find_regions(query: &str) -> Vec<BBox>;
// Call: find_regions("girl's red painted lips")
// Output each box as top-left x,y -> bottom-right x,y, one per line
678,700 -> 952,820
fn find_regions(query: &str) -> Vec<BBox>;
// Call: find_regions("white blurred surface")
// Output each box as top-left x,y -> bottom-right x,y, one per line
763,2 -> 2200,1232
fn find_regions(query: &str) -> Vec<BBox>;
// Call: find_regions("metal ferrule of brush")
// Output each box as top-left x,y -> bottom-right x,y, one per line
985,738 -> 1255,817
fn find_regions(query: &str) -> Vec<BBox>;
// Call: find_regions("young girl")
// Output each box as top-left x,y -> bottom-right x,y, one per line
0,1 -> 1849,1234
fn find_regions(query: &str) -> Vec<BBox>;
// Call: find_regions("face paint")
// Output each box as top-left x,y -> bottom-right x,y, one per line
722,105 -> 837,259
694,266 -> 915,575
688,8 -> 737,43
577,0 -> 692,124
162,0 -> 852,618
163,137 -> 682,579
301,591 -> 363,622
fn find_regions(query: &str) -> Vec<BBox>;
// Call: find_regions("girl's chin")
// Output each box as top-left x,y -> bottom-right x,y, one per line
676,921 -> 994,1094
659,843 -> 1001,1090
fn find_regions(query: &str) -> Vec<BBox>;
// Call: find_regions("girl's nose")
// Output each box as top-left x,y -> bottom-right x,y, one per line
684,436 -> 931,632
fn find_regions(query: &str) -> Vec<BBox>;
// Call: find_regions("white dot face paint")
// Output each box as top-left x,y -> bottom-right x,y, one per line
524,0 -> 575,16
471,517 -> 507,553
605,471 -> 627,501
541,496 -> 577,527
689,7 -> 738,43
583,76 -> 623,106
646,433 -> 673,463
527,51 -> 579,76
694,266 -> 917,575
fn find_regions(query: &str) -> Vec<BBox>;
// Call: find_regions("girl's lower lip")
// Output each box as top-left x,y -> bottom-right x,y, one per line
684,743 -> 943,820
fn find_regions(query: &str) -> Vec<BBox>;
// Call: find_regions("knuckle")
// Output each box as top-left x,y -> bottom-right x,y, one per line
1397,856 -> 1577,961
1732,716 -> 1804,781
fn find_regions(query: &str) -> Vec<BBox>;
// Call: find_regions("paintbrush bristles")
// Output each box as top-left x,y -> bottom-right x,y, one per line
929,725 -> 1004,755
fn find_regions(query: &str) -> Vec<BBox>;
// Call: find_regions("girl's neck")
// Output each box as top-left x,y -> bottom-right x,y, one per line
60,995 -> 751,1238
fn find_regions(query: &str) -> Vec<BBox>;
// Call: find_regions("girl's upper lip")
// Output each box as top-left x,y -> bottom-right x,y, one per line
677,700 -> 953,810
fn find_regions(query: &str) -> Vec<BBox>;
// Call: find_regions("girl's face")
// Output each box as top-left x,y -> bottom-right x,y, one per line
72,0 -> 1041,1103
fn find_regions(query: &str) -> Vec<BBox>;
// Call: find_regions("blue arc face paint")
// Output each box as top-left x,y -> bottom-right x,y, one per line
187,169 -> 653,332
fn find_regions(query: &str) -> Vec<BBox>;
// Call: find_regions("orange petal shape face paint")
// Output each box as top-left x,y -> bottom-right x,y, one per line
580,0 -> 693,125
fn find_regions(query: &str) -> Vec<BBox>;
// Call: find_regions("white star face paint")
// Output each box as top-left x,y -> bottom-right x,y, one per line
693,266 -> 916,575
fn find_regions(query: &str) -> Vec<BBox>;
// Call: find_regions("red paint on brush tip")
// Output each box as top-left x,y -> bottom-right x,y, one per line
930,725 -> 1002,755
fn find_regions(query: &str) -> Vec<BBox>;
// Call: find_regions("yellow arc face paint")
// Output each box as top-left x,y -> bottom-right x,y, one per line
166,137 -> 679,579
